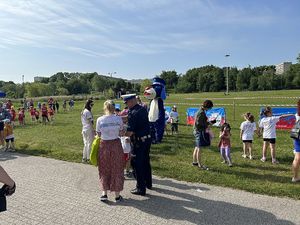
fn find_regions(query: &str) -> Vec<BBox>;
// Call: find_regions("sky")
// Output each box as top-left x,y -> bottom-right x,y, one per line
0,0 -> 299,83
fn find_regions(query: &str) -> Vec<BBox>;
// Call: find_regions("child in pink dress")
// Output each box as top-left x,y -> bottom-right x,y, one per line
219,123 -> 232,167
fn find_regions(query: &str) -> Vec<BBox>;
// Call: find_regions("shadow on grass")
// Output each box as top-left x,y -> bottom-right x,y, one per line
210,166 -> 290,184
121,184 -> 294,225
235,161 -> 291,172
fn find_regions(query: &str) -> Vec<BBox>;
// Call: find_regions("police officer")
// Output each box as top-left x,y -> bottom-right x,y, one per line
122,94 -> 152,196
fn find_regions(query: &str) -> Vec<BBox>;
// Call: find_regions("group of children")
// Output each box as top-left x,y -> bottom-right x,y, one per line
216,106 -> 286,167
9,103 -> 55,126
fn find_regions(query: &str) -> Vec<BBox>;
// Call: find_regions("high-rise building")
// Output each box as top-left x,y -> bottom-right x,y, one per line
34,76 -> 47,82
275,62 -> 292,75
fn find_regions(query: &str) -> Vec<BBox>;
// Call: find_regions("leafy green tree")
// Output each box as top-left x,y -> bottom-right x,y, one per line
57,87 -> 69,95
139,79 -> 152,93
159,70 -> 179,90
176,76 -> 194,93
236,68 -> 252,91
249,76 -> 258,91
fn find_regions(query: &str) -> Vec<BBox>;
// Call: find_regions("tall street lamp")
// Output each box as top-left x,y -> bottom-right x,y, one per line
225,54 -> 230,95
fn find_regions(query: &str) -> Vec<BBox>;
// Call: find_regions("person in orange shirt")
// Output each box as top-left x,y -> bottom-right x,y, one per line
3,119 -> 15,151
34,108 -> 40,123
48,106 -> 54,123
9,106 -> 16,127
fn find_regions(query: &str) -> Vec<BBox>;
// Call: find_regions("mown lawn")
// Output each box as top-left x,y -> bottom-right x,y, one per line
11,90 -> 300,199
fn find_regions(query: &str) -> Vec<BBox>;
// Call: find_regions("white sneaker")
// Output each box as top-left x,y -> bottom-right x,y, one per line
249,155 -> 253,160
260,157 -> 266,162
242,154 -> 247,159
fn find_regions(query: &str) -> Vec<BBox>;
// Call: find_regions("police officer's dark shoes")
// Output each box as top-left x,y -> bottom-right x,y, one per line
130,188 -> 146,196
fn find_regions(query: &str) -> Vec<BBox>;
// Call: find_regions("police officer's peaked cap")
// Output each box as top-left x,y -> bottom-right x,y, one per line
121,94 -> 136,102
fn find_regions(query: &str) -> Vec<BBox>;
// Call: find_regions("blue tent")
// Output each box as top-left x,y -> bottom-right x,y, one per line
0,91 -> 6,98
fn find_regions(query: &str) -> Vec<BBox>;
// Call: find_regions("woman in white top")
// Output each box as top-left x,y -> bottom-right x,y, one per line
96,100 -> 124,202
81,99 -> 94,163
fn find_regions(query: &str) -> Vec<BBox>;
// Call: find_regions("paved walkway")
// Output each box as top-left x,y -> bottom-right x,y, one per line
0,152 -> 299,225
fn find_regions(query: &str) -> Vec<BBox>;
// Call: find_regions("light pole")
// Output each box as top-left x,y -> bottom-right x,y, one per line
225,54 -> 230,95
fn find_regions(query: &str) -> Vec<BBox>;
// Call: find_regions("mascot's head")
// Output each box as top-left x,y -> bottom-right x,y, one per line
144,86 -> 156,100
144,77 -> 167,100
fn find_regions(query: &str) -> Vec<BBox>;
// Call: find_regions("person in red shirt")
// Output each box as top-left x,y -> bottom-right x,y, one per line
29,106 -> 36,122
6,100 -> 12,110
18,108 -> 25,126
41,103 -> 49,125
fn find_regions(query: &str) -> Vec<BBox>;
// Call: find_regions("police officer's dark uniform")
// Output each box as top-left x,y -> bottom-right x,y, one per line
126,97 -> 152,196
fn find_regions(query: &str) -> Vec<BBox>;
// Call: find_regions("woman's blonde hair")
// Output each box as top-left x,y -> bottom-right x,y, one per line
103,100 -> 115,114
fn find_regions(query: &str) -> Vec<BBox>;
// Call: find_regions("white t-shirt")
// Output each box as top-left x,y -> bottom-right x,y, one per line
81,109 -> 93,131
169,111 -> 179,123
259,116 -> 280,139
240,121 -> 257,140
96,115 -> 123,140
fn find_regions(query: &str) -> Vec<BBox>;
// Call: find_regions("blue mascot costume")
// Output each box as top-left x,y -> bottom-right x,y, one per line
144,77 -> 166,144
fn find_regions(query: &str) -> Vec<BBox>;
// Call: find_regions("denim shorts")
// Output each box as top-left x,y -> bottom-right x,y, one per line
194,130 -> 210,147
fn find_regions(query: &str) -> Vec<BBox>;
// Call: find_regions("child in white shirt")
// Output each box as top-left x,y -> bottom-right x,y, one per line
169,105 -> 179,135
259,106 -> 288,164
240,112 -> 260,159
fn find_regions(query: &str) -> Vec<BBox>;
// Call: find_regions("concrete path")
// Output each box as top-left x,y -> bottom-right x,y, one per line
0,152 -> 299,225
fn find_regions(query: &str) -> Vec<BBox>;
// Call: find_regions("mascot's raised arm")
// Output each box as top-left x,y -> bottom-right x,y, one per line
144,77 -> 167,144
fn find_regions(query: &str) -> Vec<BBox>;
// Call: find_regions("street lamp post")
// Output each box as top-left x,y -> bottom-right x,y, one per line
225,54 -> 230,95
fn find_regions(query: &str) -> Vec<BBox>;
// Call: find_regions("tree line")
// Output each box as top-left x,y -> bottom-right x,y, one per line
1,54 -> 300,98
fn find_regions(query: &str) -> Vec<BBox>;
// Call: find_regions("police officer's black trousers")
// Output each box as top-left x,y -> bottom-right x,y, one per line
131,139 -> 152,192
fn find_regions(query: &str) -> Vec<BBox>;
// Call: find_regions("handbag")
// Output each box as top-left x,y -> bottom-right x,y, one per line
290,120 -> 300,139
90,136 -> 100,166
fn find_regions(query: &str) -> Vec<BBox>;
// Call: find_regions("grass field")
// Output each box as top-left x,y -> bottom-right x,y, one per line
10,90 -> 300,199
